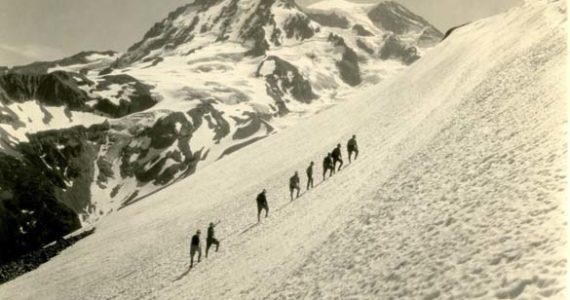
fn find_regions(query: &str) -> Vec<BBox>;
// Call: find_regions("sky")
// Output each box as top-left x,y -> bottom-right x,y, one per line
0,0 -> 522,67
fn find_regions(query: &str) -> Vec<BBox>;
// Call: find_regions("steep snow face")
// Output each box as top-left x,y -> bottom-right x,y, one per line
267,2 -> 568,299
0,0 -> 564,299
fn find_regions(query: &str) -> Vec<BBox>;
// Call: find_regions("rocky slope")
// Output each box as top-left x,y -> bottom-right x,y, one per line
0,0 -> 443,263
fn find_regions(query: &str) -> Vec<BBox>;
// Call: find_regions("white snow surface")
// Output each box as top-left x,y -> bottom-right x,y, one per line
0,1 -> 567,299
308,0 -> 378,31
0,100 -> 107,144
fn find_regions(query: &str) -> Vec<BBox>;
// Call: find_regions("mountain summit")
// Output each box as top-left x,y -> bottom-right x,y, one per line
118,0 -> 319,66
308,0 -> 443,45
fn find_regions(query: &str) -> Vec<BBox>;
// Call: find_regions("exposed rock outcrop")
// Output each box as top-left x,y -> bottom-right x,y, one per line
380,34 -> 420,65
328,34 -> 362,86
0,72 -> 156,118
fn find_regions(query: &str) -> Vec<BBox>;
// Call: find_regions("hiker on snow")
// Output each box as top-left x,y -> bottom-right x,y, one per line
347,135 -> 359,163
290,171 -> 301,200
206,222 -> 220,258
323,153 -> 334,180
306,161 -> 314,190
256,189 -> 269,223
331,144 -> 343,173
190,230 -> 202,268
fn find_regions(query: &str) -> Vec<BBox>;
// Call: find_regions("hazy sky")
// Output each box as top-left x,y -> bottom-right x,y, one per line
0,0 -> 522,67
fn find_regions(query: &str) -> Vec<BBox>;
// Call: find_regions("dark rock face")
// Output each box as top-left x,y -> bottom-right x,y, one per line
0,145 -> 82,264
245,27 -> 272,57
0,71 -> 156,118
0,72 -> 91,109
368,1 -> 443,46
91,75 -> 156,118
256,56 -> 317,115
238,0 -> 315,57
218,111 -> 274,158
282,13 -> 316,40
443,23 -> 470,41
231,112 -> 274,140
219,135 -> 268,159
380,34 -> 420,65
357,39 -> 375,55
239,0 -> 315,42
307,12 -> 350,29
352,24 -> 374,37
29,123 -> 110,215
188,100 -> 231,144
0,228 -> 95,285
328,34 -> 362,86
121,112 -> 198,187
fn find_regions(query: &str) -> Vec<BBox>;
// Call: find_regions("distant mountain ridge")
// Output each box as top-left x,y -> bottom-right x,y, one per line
0,51 -> 119,75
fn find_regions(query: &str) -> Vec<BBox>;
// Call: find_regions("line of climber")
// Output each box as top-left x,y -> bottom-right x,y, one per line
187,134 -> 359,269
289,134 -> 359,201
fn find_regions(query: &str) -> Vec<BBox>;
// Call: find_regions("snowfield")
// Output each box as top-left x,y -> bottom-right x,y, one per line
1,0 -> 443,227
0,0 -> 567,299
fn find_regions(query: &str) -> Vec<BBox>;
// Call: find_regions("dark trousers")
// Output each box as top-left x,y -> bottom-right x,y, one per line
290,185 -> 300,200
190,245 -> 201,267
206,238 -> 219,257
323,166 -> 333,180
307,176 -> 314,189
332,158 -> 343,173
348,148 -> 359,162
257,204 -> 268,222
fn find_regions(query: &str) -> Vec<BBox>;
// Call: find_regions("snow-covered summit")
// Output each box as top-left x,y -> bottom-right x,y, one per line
117,0 -> 319,66
308,0 -> 443,46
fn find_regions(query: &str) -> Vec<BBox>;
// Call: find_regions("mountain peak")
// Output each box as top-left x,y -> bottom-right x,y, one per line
368,1 -> 443,43
308,0 -> 442,47
117,0 -> 318,66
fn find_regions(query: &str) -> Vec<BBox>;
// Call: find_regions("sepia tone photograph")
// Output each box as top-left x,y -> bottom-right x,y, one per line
0,0 -> 567,299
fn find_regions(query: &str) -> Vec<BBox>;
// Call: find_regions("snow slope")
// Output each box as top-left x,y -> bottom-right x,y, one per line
41,0 -> 440,221
1,0 -> 442,228
0,0 -> 566,299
